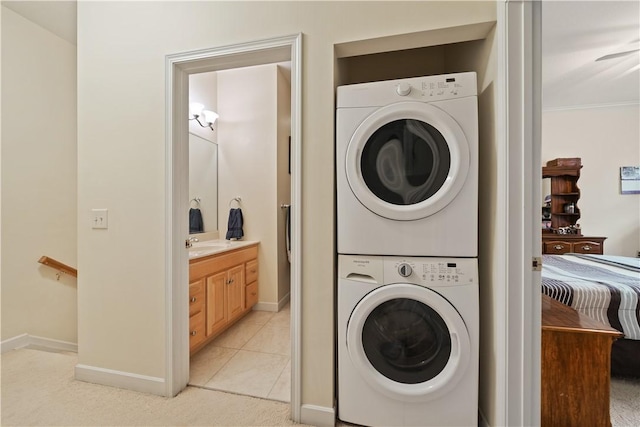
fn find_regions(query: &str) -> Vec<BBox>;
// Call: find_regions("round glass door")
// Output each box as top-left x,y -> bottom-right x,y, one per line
361,120 -> 451,207
362,298 -> 451,384
346,284 -> 470,402
346,102 -> 470,221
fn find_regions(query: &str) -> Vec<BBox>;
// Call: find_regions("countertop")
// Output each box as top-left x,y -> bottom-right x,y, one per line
188,239 -> 259,260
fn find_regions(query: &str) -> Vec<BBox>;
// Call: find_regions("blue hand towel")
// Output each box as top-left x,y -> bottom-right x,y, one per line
225,208 -> 244,240
189,208 -> 204,233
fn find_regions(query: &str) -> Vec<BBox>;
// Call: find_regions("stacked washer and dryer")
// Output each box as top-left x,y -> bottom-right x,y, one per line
336,72 -> 479,427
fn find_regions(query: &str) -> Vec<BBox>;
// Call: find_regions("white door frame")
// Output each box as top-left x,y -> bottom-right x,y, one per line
499,1 -> 542,425
164,34 -> 303,421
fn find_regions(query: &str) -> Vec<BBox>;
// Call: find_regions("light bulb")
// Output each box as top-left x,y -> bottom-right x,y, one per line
202,110 -> 219,125
189,102 -> 204,118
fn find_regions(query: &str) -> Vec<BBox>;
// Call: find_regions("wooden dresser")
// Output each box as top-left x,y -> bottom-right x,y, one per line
541,294 -> 623,427
542,234 -> 606,255
188,243 -> 259,355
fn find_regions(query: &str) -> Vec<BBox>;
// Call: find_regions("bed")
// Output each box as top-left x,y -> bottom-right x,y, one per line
541,254 -> 640,377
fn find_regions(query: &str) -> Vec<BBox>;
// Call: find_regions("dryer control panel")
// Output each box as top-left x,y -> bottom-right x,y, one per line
384,256 -> 477,287
337,71 -> 478,108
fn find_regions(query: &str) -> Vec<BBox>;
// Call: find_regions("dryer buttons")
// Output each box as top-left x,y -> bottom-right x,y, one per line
398,263 -> 413,277
396,82 -> 412,96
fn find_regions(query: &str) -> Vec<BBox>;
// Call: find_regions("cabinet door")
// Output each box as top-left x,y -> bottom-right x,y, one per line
207,272 -> 228,337
226,264 -> 245,323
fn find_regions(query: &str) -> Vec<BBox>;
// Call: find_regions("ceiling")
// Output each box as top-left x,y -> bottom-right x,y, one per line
3,1 -> 639,110
541,1 -> 640,110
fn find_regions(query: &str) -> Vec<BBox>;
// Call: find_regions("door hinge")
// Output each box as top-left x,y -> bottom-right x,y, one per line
532,256 -> 542,271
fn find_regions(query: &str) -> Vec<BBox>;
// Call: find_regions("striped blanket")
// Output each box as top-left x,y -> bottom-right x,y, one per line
542,254 -> 640,340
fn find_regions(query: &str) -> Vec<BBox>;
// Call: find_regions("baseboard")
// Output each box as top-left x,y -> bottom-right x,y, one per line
75,364 -> 166,396
278,292 -> 290,311
300,404 -> 335,427
1,333 -> 78,353
254,293 -> 291,313
479,409 -> 489,427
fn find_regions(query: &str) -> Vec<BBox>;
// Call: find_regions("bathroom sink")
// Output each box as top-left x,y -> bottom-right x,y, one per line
190,241 -> 231,249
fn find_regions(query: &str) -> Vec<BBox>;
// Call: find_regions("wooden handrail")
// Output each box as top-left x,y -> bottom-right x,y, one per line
38,256 -> 77,278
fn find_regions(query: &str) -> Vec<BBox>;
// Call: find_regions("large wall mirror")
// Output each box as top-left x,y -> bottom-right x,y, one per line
189,132 -> 218,234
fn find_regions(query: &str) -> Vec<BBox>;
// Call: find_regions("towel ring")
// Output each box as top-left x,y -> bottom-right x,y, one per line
229,197 -> 241,208
190,197 -> 201,208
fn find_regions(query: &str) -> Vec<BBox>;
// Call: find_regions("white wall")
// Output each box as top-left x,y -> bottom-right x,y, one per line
217,64 -> 280,307
76,0 -> 497,414
1,7 -> 77,344
542,105 -> 640,256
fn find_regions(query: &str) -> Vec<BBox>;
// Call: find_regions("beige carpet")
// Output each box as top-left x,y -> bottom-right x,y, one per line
3,348 -> 639,426
1,348 -> 309,426
611,376 -> 640,427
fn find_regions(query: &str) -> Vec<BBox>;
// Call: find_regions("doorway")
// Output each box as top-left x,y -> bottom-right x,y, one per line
187,63 -> 293,402
165,34 -> 302,419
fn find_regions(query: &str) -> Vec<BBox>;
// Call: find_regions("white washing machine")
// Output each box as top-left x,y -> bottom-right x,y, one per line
337,254 -> 479,427
336,72 -> 478,257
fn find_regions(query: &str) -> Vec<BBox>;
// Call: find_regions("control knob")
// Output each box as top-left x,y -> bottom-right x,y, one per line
396,82 -> 411,96
398,263 -> 413,277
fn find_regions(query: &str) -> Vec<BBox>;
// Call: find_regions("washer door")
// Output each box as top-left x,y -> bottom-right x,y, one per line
346,284 -> 471,402
345,101 -> 470,221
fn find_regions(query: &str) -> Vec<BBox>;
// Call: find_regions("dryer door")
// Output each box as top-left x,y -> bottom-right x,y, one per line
346,283 -> 471,402
345,101 -> 470,220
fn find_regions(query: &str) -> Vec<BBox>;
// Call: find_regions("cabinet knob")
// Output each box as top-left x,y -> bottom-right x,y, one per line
251,292 -> 257,296
554,245 -> 564,250
190,330 -> 197,336
227,279 -> 234,284
582,245 -> 591,251
190,297 -> 197,303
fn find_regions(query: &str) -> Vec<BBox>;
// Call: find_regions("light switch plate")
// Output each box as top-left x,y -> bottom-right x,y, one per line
91,209 -> 108,229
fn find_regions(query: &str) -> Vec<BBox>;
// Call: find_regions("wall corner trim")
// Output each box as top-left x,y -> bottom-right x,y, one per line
75,364 -> 166,396
300,404 -> 335,427
1,333 -> 78,353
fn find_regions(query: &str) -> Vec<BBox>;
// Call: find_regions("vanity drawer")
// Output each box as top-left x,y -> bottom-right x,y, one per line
246,281 -> 258,308
189,279 -> 205,317
245,259 -> 258,284
544,241 -> 572,254
189,311 -> 206,349
572,240 -> 603,255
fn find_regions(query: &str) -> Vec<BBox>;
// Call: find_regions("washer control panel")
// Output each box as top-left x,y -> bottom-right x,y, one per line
386,257 -> 477,287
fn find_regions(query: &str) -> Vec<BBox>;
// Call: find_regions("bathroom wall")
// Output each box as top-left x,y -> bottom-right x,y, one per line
217,63 -> 284,309
542,105 -> 640,256
76,1 -> 497,418
1,7 -> 77,344
276,65 -> 292,306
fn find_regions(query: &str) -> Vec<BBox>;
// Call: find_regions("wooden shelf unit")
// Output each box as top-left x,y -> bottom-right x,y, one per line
542,158 -> 582,233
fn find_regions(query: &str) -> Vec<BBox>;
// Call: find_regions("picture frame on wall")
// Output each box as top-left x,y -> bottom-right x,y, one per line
620,166 -> 640,194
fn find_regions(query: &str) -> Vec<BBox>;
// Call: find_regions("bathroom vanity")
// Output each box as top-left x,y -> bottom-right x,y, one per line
188,240 -> 259,354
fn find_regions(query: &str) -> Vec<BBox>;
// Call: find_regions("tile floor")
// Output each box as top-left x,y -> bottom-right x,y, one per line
189,304 -> 291,403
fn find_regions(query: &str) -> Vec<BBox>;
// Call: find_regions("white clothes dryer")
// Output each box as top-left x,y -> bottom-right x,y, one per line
337,254 -> 479,427
336,72 -> 478,257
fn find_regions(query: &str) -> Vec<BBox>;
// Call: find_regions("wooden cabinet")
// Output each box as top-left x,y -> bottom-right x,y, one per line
542,158 -> 607,254
541,294 -> 622,427
542,235 -> 606,255
188,279 -> 206,349
189,243 -> 259,354
542,158 -> 582,232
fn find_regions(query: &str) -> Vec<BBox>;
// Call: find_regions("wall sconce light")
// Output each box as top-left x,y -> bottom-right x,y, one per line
189,102 -> 219,131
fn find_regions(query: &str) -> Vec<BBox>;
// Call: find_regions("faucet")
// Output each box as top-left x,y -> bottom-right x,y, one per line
186,236 -> 199,248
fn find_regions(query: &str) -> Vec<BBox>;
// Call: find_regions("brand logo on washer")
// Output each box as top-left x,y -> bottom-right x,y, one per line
352,259 -> 370,264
